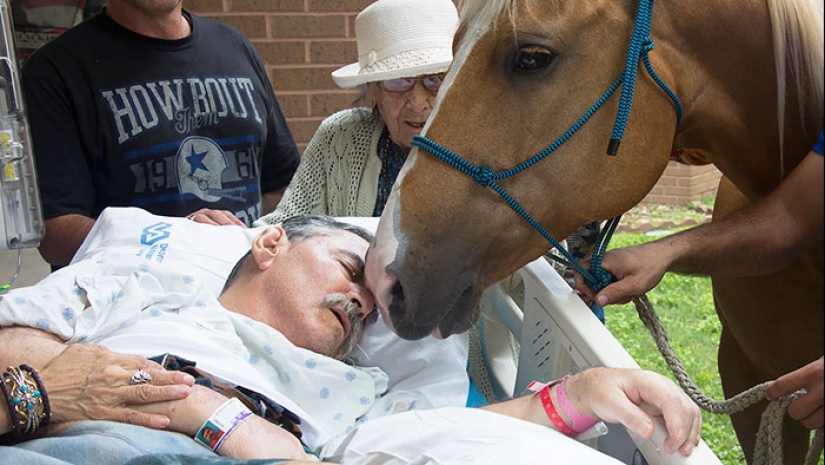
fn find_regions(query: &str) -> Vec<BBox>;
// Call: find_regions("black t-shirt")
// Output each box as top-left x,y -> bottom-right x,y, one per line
22,10 -> 300,226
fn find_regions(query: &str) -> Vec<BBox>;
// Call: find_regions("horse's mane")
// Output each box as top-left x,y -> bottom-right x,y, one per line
767,0 -> 824,177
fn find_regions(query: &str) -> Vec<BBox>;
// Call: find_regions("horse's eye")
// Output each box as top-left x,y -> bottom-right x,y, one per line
513,46 -> 554,72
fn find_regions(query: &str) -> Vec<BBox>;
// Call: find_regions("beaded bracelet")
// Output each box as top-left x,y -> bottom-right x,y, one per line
1,365 -> 51,438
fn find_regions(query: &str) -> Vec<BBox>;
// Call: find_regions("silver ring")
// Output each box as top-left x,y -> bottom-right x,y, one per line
186,214 -> 196,221
130,369 -> 152,385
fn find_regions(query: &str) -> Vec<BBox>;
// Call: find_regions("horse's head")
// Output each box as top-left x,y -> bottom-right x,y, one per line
366,0 -> 684,340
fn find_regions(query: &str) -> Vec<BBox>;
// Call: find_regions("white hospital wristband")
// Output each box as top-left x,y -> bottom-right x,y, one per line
194,397 -> 253,453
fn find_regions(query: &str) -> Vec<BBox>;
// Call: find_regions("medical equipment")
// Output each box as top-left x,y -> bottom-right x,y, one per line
0,0 -> 44,253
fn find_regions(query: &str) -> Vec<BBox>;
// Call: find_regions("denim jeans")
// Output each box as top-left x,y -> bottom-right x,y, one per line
2,420 -> 300,464
2,420 -> 213,464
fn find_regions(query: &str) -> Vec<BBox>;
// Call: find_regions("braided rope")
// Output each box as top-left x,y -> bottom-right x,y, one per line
633,294 -> 824,465
610,0 -> 655,153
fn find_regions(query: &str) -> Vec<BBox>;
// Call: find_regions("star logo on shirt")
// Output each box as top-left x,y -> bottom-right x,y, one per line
186,146 -> 210,175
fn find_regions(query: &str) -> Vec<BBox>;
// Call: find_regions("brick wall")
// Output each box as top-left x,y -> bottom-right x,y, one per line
642,163 -> 721,206
185,0 -> 719,206
185,0 -> 373,153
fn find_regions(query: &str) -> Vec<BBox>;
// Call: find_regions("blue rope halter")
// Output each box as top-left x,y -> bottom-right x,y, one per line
411,0 -> 682,292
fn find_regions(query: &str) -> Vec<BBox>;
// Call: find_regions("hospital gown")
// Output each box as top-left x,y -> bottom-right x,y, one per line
0,254 -> 435,453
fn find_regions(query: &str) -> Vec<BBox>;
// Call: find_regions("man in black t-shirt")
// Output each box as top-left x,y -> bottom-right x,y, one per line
22,0 -> 300,268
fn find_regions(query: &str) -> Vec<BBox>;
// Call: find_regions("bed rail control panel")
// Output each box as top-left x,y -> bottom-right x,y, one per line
0,0 -> 44,251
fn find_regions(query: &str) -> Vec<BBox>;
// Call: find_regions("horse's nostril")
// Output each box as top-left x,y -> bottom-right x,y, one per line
390,279 -> 405,302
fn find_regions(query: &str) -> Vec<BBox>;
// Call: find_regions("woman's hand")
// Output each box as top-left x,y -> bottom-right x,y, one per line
40,344 -> 194,429
186,208 -> 247,227
566,368 -> 702,456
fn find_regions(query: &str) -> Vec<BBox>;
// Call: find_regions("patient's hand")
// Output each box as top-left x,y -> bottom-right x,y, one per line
41,344 -> 195,429
565,368 -> 702,456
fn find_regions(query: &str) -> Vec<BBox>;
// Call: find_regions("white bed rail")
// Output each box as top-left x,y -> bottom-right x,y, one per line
478,256 -> 723,465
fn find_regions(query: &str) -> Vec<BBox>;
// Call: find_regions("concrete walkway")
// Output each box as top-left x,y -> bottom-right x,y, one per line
0,247 -> 51,294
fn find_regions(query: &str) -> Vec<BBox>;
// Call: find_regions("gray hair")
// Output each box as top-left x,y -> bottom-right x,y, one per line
221,214 -> 373,294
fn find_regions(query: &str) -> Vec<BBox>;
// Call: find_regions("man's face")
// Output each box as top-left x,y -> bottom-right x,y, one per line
259,230 -> 375,359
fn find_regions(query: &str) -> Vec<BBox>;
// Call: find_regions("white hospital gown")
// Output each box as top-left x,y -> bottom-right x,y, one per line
0,255 -> 399,452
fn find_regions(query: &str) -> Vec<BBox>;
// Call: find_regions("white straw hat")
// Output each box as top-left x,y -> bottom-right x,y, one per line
331,0 -> 459,88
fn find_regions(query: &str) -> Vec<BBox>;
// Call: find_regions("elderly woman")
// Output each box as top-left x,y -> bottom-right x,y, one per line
254,0 -> 459,224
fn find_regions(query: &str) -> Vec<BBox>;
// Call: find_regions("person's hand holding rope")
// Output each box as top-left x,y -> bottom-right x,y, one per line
767,356 -> 824,430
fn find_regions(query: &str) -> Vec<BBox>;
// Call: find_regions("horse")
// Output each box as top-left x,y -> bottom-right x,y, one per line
364,0 -> 824,463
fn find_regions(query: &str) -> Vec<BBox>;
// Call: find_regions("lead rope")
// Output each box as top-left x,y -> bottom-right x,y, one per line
632,294 -> 824,465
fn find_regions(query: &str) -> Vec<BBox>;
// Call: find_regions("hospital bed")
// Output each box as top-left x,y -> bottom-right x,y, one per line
41,207 -> 724,465
472,256 -> 724,465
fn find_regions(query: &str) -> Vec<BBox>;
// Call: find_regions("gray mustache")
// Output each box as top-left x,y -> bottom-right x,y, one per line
322,294 -> 364,359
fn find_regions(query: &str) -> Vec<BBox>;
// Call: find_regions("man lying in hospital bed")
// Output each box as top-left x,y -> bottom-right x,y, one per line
0,208 -> 701,464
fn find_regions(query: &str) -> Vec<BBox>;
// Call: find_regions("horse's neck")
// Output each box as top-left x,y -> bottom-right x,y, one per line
657,0 -> 821,199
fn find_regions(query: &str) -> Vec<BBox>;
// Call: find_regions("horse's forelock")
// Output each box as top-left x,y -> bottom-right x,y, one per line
458,0 -> 566,35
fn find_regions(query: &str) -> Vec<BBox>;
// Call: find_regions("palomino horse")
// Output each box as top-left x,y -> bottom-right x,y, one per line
365,0 -> 823,462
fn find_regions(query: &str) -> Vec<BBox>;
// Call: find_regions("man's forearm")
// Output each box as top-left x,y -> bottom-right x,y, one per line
0,326 -> 65,371
38,214 -> 96,267
138,385 -> 308,460
664,151 -> 823,277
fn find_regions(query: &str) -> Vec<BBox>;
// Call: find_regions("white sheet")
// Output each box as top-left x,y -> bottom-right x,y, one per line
321,407 -> 622,465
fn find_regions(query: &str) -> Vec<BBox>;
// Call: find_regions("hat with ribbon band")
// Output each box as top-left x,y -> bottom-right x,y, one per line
332,0 -> 459,88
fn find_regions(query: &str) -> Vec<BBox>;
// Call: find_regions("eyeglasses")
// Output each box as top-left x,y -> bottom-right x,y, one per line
380,74 -> 446,93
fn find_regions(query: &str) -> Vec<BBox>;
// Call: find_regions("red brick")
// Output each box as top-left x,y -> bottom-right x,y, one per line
309,40 -> 357,65
310,92 -> 360,116
254,41 -> 307,65
287,118 -> 326,144
307,0 -> 373,13
230,0 -> 304,13
270,66 -> 341,91
269,15 -> 347,39
213,15 -> 267,38
276,93 -> 309,118
185,0 -> 223,13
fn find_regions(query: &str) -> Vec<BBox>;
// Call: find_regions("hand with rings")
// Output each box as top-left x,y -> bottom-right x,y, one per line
39,345 -> 194,429
184,209 -> 247,228
130,369 -> 153,385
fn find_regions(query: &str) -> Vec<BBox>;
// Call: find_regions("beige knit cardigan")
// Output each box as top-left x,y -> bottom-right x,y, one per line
255,108 -> 386,226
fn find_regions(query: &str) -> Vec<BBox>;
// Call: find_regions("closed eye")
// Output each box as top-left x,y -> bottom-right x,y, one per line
337,251 -> 366,285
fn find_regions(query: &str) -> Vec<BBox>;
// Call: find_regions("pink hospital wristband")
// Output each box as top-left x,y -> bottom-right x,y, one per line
555,375 -> 599,433
527,375 -> 599,436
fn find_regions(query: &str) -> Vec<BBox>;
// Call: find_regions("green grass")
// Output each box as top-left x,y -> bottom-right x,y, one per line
604,231 -> 746,464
